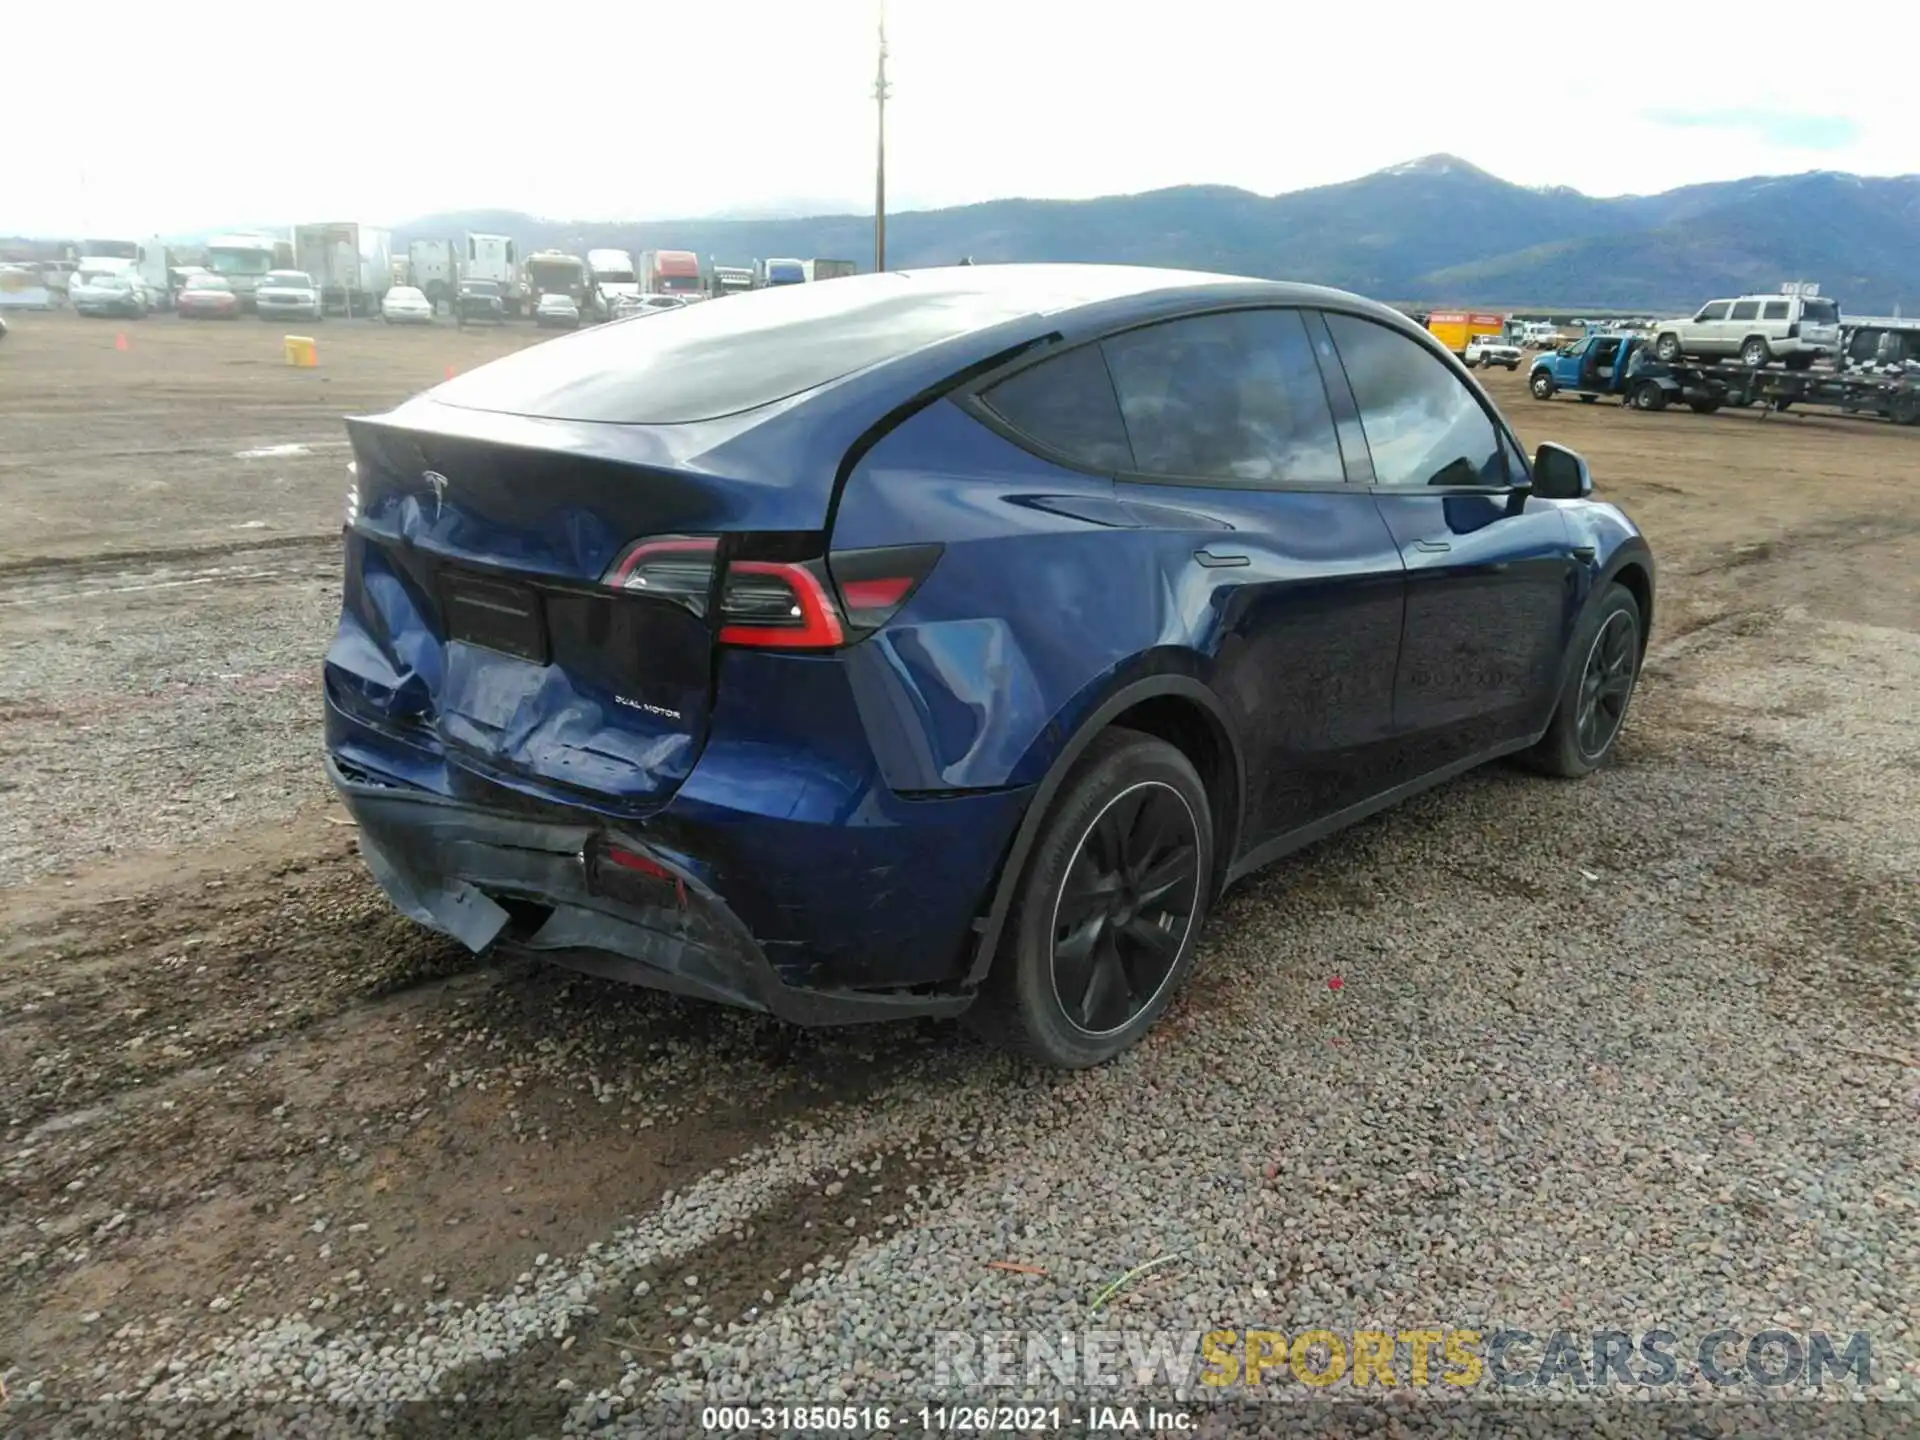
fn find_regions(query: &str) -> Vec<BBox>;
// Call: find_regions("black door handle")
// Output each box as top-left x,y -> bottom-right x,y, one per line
1571,545 -> 1596,561
1412,539 -> 1452,554
1194,548 -> 1250,568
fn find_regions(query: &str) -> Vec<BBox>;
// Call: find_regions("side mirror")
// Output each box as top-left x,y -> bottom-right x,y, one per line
1533,442 -> 1593,500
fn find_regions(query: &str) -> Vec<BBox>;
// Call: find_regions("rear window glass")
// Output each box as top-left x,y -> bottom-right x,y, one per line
432,276 -> 1046,424
1801,299 -> 1839,325
979,343 -> 1133,472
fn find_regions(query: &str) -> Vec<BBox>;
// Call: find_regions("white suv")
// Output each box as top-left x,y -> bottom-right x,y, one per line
1464,334 -> 1522,370
1652,294 -> 1841,370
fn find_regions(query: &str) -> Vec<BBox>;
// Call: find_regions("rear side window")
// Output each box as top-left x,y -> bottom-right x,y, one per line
1763,301 -> 1789,321
1099,308 -> 1345,485
1730,301 -> 1760,321
1324,313 -> 1517,489
432,277 -> 1048,424
978,344 -> 1133,471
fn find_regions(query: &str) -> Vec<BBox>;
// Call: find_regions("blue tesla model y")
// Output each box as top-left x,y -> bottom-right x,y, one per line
324,265 -> 1653,1067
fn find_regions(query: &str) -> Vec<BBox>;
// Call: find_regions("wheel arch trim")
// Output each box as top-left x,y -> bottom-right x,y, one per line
1549,543 -> 1655,707
961,673 -> 1245,987
1599,543 -> 1656,645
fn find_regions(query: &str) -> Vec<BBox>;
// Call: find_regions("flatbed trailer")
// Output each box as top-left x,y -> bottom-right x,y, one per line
1677,361 -> 1919,426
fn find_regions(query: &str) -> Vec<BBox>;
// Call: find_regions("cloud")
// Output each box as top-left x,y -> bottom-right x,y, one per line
1642,108 -> 1863,151
0,1 -> 1898,236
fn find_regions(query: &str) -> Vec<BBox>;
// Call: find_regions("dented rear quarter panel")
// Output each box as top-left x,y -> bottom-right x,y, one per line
832,399 -> 1237,797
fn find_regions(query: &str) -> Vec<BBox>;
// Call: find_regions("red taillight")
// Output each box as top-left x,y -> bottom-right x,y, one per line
829,543 -> 944,634
594,840 -> 689,909
841,576 -> 914,609
600,536 -> 942,649
604,844 -> 672,880
604,535 -> 720,615
716,561 -> 845,649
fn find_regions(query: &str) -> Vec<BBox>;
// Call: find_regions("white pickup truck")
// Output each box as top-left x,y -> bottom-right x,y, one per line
1464,334 -> 1523,370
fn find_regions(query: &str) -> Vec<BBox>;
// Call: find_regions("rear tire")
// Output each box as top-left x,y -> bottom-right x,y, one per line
1631,380 -> 1667,412
968,728 -> 1214,1069
1520,584 -> 1641,779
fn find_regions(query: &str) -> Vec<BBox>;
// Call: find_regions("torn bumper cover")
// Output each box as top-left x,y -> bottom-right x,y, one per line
326,755 -> 974,1026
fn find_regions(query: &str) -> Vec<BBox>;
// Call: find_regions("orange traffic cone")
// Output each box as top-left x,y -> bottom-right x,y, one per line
114,332 -> 129,352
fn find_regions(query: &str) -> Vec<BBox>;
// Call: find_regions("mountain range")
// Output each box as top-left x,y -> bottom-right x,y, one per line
394,156 -> 1920,313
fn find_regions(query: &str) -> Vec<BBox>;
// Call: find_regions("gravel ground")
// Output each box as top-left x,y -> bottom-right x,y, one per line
3,313 -> 1916,1435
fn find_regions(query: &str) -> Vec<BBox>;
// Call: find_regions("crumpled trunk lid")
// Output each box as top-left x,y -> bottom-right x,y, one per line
328,411 -> 807,811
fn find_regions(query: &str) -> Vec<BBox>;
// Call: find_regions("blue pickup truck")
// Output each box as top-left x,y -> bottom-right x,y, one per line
1527,333 -> 1720,413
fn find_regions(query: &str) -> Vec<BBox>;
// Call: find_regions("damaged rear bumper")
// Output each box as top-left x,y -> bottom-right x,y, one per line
326,754 -> 975,1026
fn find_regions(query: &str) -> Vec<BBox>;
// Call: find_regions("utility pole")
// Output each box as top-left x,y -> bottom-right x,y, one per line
873,1 -> 889,273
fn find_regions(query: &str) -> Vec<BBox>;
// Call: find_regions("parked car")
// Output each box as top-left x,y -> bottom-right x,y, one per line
256,270 -> 324,322
324,265 -> 1654,1068
454,279 -> 507,326
534,291 -> 581,330
611,293 -> 689,320
1464,333 -> 1522,370
382,285 -> 434,325
177,273 -> 240,320
1652,293 -> 1841,369
71,272 -> 149,318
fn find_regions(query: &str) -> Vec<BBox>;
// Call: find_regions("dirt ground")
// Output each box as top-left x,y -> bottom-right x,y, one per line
2,309 -> 1916,1420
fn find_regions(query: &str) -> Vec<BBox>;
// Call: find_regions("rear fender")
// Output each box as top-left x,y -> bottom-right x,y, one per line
960,669 -> 1246,987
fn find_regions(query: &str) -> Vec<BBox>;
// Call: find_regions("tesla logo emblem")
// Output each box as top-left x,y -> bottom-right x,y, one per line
422,470 -> 449,519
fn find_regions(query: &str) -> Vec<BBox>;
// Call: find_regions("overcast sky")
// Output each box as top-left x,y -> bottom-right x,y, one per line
6,0 -> 1912,237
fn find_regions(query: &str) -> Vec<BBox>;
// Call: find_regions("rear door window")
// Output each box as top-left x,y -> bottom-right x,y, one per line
977,344 -> 1133,471
1098,308 -> 1346,486
1323,313 -> 1520,490
1730,301 -> 1761,321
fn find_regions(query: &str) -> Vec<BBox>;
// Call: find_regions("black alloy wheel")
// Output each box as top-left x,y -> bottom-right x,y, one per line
971,728 -> 1214,1068
1049,781 -> 1201,1037
1576,610 -> 1637,760
1520,583 -> 1642,778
